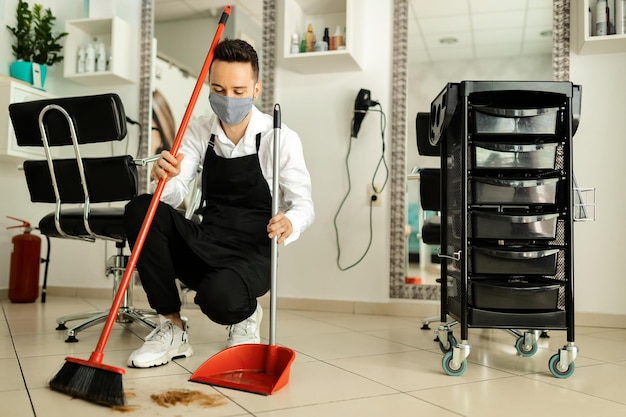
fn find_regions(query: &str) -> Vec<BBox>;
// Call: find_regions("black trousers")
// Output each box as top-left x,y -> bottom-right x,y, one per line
124,194 -> 256,325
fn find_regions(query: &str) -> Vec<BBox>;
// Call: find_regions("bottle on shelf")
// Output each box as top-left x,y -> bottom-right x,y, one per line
323,27 -> 330,50
96,39 -> 107,72
291,33 -> 300,54
595,0 -> 608,36
76,44 -> 86,73
333,26 -> 345,50
305,23 -> 315,52
85,40 -> 96,72
617,0 -> 626,34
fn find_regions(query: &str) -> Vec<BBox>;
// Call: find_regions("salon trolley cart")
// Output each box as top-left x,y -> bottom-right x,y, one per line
429,81 -> 588,378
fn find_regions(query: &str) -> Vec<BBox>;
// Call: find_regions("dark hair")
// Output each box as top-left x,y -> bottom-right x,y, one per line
212,38 -> 259,80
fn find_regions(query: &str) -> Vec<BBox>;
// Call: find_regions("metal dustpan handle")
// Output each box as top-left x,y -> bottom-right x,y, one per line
269,103 -> 280,347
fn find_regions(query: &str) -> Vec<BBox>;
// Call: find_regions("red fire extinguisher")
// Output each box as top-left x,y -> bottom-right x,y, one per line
6,216 -> 41,303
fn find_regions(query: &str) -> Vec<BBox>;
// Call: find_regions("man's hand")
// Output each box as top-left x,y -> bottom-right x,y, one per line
151,150 -> 185,182
267,211 -> 292,244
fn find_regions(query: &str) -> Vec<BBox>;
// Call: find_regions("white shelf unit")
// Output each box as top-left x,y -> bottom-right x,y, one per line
0,76 -> 53,161
573,0 -> 626,54
279,0 -> 365,73
64,16 -> 138,85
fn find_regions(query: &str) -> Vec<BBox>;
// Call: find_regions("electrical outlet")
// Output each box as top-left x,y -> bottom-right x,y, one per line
367,184 -> 382,206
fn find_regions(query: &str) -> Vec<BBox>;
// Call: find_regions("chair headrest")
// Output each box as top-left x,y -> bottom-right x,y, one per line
9,93 -> 127,147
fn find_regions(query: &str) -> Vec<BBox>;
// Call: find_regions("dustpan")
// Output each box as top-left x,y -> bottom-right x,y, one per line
190,104 -> 296,395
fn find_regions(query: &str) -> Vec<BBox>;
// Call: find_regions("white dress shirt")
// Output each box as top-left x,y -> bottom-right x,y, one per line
156,106 -> 314,245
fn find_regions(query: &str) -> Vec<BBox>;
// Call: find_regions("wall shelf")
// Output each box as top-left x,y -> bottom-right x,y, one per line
279,0 -> 365,73
573,0 -> 626,55
0,76 -> 53,161
64,16 -> 138,85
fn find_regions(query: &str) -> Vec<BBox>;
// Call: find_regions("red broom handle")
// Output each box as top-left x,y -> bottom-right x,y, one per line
88,6 -> 231,364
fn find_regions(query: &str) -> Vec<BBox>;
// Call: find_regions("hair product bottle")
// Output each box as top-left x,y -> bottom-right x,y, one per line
85,40 -> 96,72
596,0 -> 608,36
96,39 -> 106,71
290,33 -> 300,54
333,25 -> 344,50
323,27 -> 330,50
77,45 -> 86,73
617,0 -> 626,34
305,24 -> 315,52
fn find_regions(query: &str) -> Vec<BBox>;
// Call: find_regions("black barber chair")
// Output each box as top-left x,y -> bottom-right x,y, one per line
9,94 -> 158,342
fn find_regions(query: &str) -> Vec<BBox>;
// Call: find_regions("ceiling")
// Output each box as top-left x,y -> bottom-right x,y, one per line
408,0 -> 553,62
154,0 -> 262,25
154,0 -> 553,63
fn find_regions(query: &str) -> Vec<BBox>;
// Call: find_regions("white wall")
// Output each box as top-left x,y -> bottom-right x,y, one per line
274,0 -> 394,303
0,0 -> 142,291
570,51 -> 626,315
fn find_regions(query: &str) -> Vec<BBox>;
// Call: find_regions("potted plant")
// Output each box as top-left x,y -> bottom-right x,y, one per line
6,0 -> 68,88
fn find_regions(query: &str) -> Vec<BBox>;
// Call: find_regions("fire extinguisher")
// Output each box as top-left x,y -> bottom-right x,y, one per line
6,216 -> 41,303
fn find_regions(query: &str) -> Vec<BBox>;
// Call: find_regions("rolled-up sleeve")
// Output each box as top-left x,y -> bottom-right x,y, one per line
272,127 -> 315,245
151,118 -> 208,208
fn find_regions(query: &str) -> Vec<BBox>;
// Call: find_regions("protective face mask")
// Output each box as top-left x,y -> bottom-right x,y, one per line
209,93 -> 253,126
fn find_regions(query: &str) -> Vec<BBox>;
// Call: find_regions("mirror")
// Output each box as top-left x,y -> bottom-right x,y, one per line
389,0 -> 571,300
152,1 -> 264,151
139,0 -> 570,301
135,0 -> 271,188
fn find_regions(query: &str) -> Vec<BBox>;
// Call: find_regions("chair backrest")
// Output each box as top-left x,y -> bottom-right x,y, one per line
23,156 -> 138,204
416,112 -> 439,157
9,93 -> 127,146
419,168 -> 440,212
9,94 -> 138,241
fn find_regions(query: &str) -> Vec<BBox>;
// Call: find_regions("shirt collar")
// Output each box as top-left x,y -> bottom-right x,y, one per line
210,106 -> 263,145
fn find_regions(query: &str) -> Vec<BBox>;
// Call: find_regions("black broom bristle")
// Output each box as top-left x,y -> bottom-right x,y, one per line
49,360 -> 125,407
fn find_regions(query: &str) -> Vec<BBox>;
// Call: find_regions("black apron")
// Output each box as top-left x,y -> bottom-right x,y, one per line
182,133 -> 272,298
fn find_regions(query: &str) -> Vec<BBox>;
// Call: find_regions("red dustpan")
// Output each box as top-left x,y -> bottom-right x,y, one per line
190,104 -> 296,395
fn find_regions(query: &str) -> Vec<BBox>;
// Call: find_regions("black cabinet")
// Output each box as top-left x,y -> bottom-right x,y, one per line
431,81 -> 581,378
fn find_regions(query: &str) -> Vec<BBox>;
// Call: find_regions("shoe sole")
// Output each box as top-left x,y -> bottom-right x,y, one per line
128,344 -> 194,368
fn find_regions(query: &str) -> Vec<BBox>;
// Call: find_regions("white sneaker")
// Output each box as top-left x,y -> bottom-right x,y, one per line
127,319 -> 193,368
227,304 -> 263,347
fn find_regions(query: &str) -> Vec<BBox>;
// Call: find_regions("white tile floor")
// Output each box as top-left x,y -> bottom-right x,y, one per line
4,295 -> 626,416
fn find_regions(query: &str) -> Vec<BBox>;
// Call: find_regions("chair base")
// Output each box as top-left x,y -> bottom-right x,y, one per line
55,241 -> 159,342
56,305 -> 158,343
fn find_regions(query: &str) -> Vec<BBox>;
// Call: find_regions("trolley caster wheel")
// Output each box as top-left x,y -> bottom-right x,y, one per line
442,351 -> 466,376
548,353 -> 575,378
56,323 -> 67,330
65,335 -> 78,343
515,336 -> 538,357
439,333 -> 457,354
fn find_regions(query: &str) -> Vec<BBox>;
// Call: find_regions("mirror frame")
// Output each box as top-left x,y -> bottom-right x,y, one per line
138,0 -> 570,300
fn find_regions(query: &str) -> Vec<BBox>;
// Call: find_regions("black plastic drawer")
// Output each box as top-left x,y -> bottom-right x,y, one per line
473,142 -> 558,170
471,246 -> 559,275
471,277 -> 561,310
471,177 -> 559,205
472,107 -> 559,135
471,211 -> 559,240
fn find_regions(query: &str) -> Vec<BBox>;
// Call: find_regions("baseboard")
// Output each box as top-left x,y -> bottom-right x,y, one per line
1,286 -> 625,329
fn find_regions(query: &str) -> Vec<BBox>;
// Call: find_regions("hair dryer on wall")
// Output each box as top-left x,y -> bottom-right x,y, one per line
351,88 -> 379,138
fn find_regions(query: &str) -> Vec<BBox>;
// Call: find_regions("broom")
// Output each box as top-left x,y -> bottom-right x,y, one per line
48,6 -> 231,407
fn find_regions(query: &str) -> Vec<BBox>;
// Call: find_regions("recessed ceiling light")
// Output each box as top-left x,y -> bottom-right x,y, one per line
439,37 -> 458,45
540,29 -> 553,37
